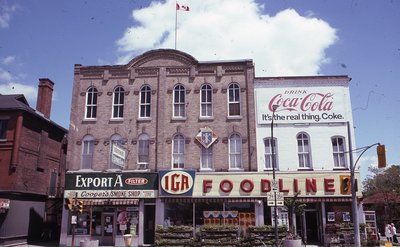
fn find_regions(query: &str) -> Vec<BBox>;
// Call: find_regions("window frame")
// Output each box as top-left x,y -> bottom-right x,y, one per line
173,84 -> 186,118
139,85 -> 151,118
297,132 -> 312,169
201,146 -> 213,170
112,86 -> 124,119
228,83 -> 241,116
137,133 -> 150,168
264,137 -> 278,170
82,135 -> 95,169
200,84 -> 213,118
229,133 -> 242,169
110,134 -> 124,169
172,134 -> 185,168
0,119 -> 8,140
332,136 -> 347,168
85,87 -> 98,119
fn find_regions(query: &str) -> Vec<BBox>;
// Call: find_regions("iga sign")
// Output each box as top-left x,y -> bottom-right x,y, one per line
159,170 -> 195,196
256,87 -> 349,124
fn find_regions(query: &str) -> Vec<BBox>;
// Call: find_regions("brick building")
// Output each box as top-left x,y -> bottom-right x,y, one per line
61,49 -> 362,246
0,79 -> 67,246
61,49 -> 256,246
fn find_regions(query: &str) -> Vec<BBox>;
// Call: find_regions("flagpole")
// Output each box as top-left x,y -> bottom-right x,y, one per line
175,1 -> 178,49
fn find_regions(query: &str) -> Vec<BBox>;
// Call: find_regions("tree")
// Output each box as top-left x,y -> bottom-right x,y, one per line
363,165 -> 400,224
284,191 -> 307,238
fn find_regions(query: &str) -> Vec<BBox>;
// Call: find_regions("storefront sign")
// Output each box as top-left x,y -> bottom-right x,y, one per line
159,170 -> 196,196
256,87 -> 349,124
64,172 -> 158,199
192,172 -> 361,198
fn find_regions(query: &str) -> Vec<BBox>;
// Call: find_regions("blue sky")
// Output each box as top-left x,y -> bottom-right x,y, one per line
0,0 -> 399,181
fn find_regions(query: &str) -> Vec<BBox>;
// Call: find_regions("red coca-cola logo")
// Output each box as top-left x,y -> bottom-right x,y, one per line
268,92 -> 334,112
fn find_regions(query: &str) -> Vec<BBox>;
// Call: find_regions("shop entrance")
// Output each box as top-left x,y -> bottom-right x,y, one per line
101,212 -> 115,246
304,209 -> 320,244
143,204 -> 155,245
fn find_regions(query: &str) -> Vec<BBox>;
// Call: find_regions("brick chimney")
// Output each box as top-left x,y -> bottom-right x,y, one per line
36,78 -> 54,119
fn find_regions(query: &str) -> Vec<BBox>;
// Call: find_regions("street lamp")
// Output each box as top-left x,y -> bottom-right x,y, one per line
271,104 -> 279,247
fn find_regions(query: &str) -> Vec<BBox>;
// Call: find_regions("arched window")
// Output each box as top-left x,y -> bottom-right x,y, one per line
112,86 -> 124,119
229,133 -> 242,169
332,136 -> 347,168
200,84 -> 212,117
264,137 -> 278,170
85,87 -> 97,119
172,134 -> 185,168
297,132 -> 311,168
110,134 -> 124,169
82,135 -> 95,169
138,133 -> 150,169
173,85 -> 185,117
139,85 -> 151,118
228,83 -> 240,116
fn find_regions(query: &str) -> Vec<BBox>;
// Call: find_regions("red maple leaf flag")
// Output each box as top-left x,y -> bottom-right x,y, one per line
176,3 -> 190,11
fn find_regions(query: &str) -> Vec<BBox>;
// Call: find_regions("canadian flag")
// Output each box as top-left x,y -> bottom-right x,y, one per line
176,3 -> 190,11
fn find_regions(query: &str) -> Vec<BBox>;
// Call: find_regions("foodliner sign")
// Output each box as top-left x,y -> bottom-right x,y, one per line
64,172 -> 158,199
256,87 -> 349,124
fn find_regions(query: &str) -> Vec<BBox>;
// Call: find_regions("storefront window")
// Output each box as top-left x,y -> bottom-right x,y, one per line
91,207 -> 102,236
164,202 -> 193,226
68,211 -> 90,235
116,206 -> 139,236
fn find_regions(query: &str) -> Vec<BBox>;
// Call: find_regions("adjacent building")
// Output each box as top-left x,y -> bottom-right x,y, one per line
0,79 -> 67,246
60,49 -> 362,246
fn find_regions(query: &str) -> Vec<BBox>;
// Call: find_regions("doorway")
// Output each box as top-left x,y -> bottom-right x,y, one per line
143,204 -> 155,245
305,210 -> 320,244
101,213 -> 115,246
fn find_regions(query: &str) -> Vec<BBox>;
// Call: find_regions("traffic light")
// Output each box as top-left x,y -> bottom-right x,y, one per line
77,200 -> 84,213
377,144 -> 386,168
64,198 -> 73,211
340,175 -> 351,195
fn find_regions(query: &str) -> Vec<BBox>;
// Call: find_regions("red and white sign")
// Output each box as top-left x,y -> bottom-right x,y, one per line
160,170 -> 194,195
256,87 -> 349,124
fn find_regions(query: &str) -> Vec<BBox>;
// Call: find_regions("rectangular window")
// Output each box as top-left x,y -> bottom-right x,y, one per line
201,146 -> 213,169
332,137 -> 346,167
140,86 -> 151,118
264,138 -> 277,169
228,84 -> 240,116
173,135 -> 185,168
173,85 -> 186,117
0,119 -> 8,139
138,139 -> 149,164
49,172 -> 57,197
201,85 -> 212,117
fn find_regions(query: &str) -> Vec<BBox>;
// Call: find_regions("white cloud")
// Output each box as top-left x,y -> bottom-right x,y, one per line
1,55 -> 15,65
116,0 -> 337,76
0,3 -> 18,28
0,68 -> 13,81
0,82 -> 37,102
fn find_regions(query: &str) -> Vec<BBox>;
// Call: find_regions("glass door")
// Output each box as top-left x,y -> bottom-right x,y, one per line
101,213 -> 115,246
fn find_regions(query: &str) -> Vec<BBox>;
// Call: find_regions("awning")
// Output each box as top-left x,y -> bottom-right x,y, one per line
161,197 -> 352,203
82,199 -> 139,206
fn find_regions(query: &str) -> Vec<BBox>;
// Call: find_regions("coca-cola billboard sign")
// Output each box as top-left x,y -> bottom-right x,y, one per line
256,88 -> 349,124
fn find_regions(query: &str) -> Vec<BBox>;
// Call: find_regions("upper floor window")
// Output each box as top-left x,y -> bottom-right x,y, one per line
112,86 -> 124,119
172,134 -> 185,168
138,133 -> 150,168
85,87 -> 98,119
200,84 -> 212,117
332,136 -> 347,168
140,85 -> 151,118
201,146 -> 213,169
0,119 -> 8,139
173,85 -> 185,118
264,137 -> 278,170
110,134 -> 125,169
297,133 -> 311,168
82,135 -> 95,169
229,133 -> 242,169
228,83 -> 240,116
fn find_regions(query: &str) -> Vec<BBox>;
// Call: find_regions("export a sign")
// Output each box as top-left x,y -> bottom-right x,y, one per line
64,172 -> 158,199
159,170 -> 196,196
256,87 -> 349,124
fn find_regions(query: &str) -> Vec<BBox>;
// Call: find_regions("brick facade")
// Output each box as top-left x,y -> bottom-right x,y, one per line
67,49 -> 257,172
